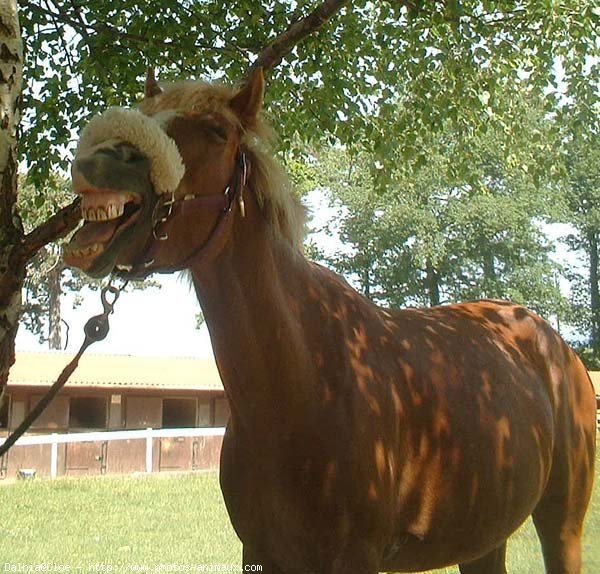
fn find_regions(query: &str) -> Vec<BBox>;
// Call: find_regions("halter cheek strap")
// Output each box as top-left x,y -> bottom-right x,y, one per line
118,150 -> 249,279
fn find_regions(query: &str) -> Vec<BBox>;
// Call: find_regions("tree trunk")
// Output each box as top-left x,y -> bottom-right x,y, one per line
363,262 -> 371,300
482,249 -> 496,298
425,258 -> 440,306
47,261 -> 62,350
0,2 -> 24,389
587,230 -> 600,356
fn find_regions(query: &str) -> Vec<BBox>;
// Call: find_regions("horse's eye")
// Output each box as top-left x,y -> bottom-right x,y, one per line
205,123 -> 228,141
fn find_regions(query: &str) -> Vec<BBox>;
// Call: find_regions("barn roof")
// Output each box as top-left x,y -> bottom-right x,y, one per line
7,352 -> 224,392
9,352 -> 600,397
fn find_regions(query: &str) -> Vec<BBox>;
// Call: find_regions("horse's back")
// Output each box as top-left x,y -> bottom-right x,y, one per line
389,299 -> 596,429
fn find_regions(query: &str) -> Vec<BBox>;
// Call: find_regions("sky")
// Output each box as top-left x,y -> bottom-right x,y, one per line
14,192 -> 582,358
16,274 -> 215,358
14,191 -> 331,359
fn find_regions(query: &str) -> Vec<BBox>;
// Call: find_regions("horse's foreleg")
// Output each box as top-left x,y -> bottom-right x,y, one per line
458,541 -> 507,574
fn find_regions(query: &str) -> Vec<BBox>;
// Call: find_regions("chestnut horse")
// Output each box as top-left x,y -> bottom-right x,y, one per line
65,69 -> 596,573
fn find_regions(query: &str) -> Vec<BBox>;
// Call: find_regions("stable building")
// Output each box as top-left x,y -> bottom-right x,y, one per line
1,352 -> 229,432
0,352 -> 229,479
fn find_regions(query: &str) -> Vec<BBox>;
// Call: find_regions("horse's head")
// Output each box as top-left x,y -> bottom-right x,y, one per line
65,68 -> 264,278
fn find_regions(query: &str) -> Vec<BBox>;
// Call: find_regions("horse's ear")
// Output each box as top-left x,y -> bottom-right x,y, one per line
145,67 -> 163,98
230,68 -> 264,128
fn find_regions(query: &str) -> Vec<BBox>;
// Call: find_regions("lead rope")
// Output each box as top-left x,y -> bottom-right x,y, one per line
0,278 -> 128,458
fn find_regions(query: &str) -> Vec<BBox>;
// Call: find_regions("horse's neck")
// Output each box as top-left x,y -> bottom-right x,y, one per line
190,210 -> 322,434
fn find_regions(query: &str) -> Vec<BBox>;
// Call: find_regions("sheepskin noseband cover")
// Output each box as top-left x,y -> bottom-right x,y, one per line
76,107 -> 185,195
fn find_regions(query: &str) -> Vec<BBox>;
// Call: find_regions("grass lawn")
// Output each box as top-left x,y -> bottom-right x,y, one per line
0,448 -> 598,572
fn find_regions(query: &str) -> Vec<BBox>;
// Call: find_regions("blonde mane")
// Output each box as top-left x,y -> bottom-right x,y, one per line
138,80 -> 306,249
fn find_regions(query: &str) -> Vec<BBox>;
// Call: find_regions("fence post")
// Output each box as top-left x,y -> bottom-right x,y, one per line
145,427 -> 153,473
50,434 -> 58,479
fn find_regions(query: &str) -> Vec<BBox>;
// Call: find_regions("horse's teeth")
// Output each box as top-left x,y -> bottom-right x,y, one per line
83,207 -> 99,221
83,203 -> 124,221
109,204 -> 120,219
63,243 -> 104,258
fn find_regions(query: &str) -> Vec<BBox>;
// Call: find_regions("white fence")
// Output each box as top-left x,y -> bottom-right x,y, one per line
0,426 -> 226,479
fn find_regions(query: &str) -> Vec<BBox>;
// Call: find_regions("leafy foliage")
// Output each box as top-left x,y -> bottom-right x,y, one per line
306,108 -> 570,323
561,119 -> 600,354
20,1 -> 599,187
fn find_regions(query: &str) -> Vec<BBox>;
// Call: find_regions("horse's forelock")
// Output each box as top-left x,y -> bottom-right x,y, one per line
138,81 -> 240,127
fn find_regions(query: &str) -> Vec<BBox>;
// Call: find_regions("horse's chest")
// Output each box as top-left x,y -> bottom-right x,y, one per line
220,432 -> 334,570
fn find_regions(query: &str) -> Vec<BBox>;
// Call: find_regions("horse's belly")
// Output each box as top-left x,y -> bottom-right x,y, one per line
381,534 -> 500,572
221,377 -> 555,572
382,426 -> 553,570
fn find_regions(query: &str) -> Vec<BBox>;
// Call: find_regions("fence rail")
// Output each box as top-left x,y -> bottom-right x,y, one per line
0,427 -> 226,480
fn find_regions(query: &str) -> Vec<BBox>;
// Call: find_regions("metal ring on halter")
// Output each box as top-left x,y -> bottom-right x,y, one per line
151,191 -> 175,224
101,284 -> 121,313
162,191 -> 175,213
152,228 -> 169,241
151,191 -> 175,241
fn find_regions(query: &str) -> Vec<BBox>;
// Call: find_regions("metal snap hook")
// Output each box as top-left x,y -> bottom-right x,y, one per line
84,280 -> 128,343
101,284 -> 121,314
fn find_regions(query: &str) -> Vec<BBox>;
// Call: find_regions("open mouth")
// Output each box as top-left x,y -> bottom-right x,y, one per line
63,189 -> 142,270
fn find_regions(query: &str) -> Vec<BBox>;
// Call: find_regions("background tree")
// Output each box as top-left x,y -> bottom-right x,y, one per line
307,98 -> 570,324
562,125 -> 600,364
18,174 -> 73,349
0,0 -> 597,388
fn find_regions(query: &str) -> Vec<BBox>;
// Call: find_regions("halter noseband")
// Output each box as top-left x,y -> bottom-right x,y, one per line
117,150 -> 249,279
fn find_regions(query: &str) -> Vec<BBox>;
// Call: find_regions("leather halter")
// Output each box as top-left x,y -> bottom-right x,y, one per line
117,150 -> 249,279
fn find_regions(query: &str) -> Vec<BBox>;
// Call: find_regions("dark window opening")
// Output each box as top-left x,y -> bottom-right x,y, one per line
0,394 -> 8,429
162,398 -> 197,428
69,397 -> 107,429
214,397 -> 230,426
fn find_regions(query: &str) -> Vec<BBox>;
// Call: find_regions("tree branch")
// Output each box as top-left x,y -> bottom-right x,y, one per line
248,0 -> 349,75
26,1 -> 220,53
19,198 -> 81,261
